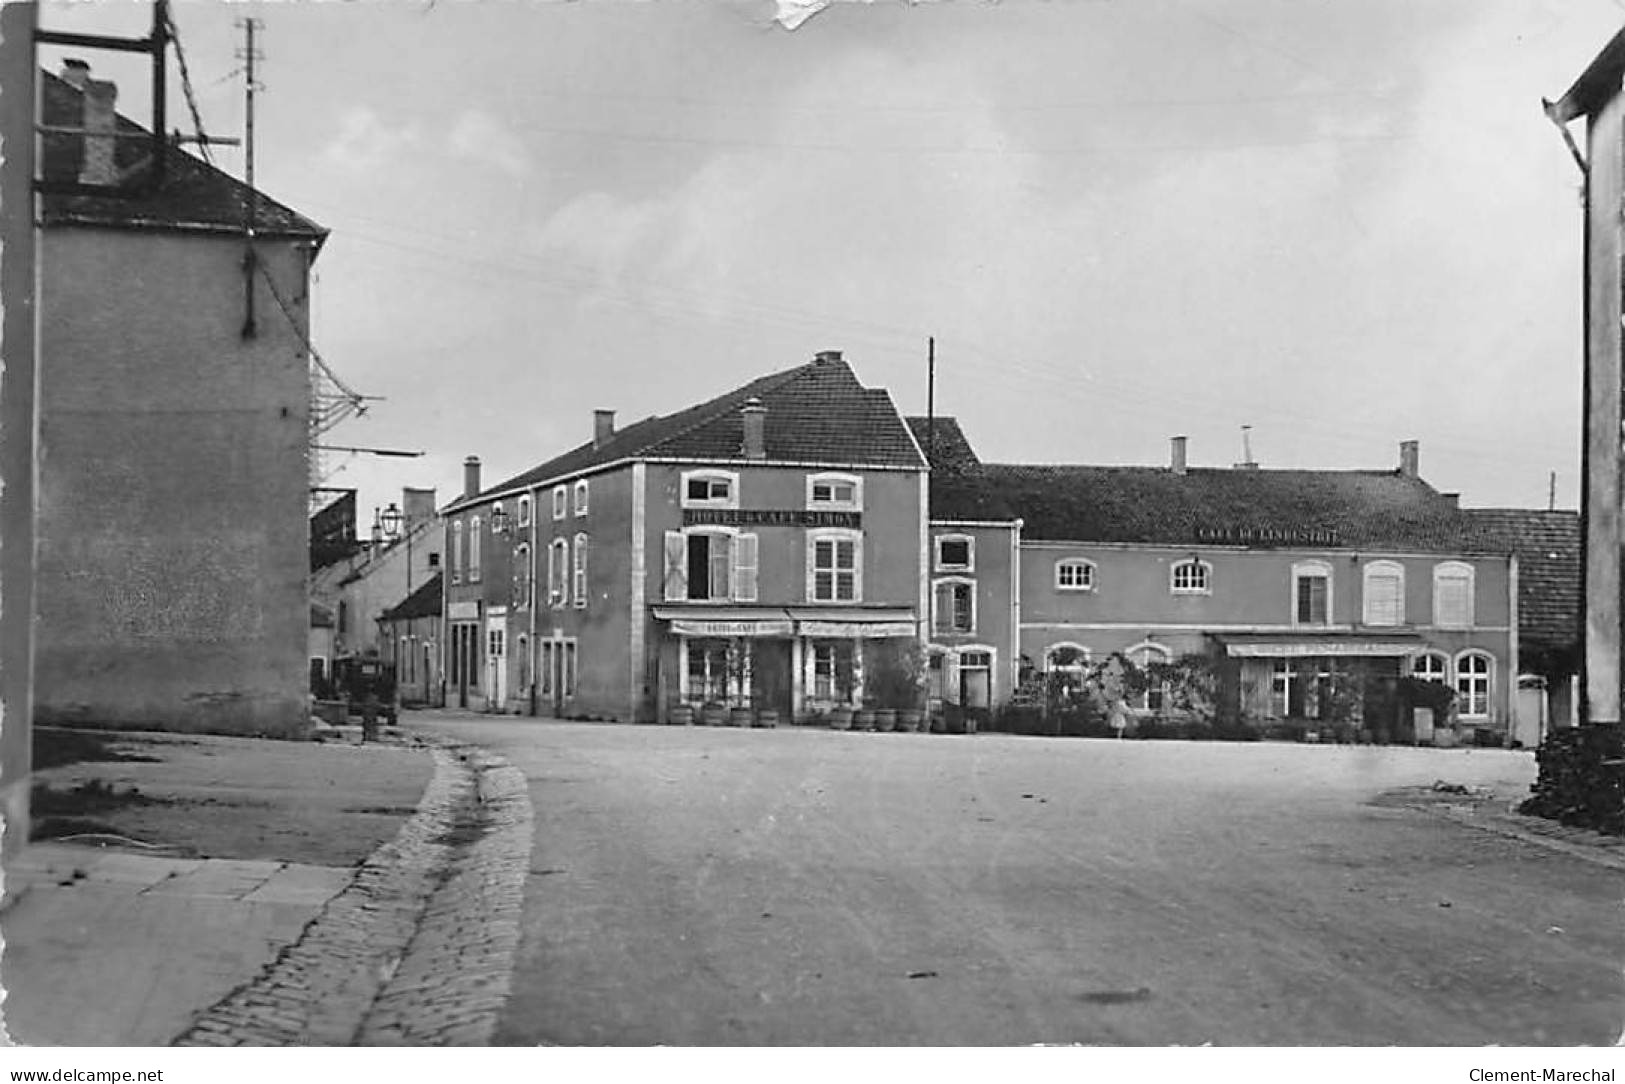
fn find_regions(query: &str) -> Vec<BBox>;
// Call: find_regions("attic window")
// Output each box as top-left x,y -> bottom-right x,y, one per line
808,472 -> 862,511
683,470 -> 738,509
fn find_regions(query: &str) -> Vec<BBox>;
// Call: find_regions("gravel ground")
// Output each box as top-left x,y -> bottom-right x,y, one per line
410,715 -> 1622,1047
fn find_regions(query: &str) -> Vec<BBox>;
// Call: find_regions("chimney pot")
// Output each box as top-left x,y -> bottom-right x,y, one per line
742,397 -> 767,460
1170,435 -> 1188,475
814,349 -> 843,365
463,456 -> 482,501
593,409 -> 616,449
1399,440 -> 1420,479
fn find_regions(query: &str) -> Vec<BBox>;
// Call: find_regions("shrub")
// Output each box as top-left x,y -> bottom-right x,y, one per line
1519,725 -> 1624,835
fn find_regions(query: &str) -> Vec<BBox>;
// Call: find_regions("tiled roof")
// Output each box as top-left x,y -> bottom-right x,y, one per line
931,462 -> 1487,552
39,70 -> 325,241
1461,509 -> 1580,658
381,573 -> 443,623
905,416 -> 982,476
449,355 -> 925,511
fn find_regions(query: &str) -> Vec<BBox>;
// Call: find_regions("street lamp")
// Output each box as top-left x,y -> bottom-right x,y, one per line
379,502 -> 404,542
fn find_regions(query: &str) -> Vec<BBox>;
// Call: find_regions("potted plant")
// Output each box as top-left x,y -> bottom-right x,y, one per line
701,701 -> 727,727
869,640 -> 927,734
829,645 -> 859,731
670,703 -> 695,727
828,706 -> 853,730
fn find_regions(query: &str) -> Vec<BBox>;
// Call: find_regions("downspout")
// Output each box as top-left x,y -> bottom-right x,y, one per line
1011,519 -> 1023,704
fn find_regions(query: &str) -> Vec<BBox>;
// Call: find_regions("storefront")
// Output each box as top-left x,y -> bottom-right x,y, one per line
652,606 -> 918,722
1213,631 -> 1424,737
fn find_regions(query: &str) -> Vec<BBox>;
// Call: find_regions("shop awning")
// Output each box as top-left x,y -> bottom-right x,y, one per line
1212,631 -> 1424,659
652,606 -> 918,639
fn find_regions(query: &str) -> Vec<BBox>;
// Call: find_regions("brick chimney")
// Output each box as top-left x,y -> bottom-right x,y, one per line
79,75 -> 118,187
1170,435 -> 1188,475
402,487 -> 437,532
60,58 -> 90,90
1441,492 -> 1460,509
463,456 -> 482,500
742,397 -> 767,460
1399,440 -> 1420,479
814,349 -> 843,365
593,409 -> 615,449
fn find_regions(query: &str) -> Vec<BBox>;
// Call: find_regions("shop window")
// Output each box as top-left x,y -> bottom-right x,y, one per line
807,472 -> 862,510
575,480 -> 590,516
1292,561 -> 1331,625
1170,559 -> 1210,595
1055,559 -> 1095,591
1411,651 -> 1449,685
811,642 -> 856,702
1362,561 -> 1404,626
573,533 -> 589,608
935,534 -> 974,572
682,470 -> 738,509
808,530 -> 861,603
933,577 -> 975,634
1455,651 -> 1492,717
1433,562 -> 1475,628
686,639 -> 747,706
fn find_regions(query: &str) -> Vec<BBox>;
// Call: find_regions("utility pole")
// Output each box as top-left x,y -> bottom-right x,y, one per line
926,336 -> 936,472
238,17 -> 261,339
1550,470 -> 1558,513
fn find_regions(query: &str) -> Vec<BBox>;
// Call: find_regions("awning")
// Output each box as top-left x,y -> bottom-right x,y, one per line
652,606 -> 918,639
1212,631 -> 1424,659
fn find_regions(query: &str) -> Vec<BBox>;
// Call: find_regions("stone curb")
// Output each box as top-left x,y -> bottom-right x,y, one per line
1411,801 -> 1625,872
172,743 -> 474,1046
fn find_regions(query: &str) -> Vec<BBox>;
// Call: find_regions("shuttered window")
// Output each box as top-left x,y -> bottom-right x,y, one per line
1362,561 -> 1404,626
1433,563 -> 1474,628
573,534 -> 589,608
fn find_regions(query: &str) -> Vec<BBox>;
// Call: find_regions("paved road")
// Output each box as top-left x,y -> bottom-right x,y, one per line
410,714 -> 1623,1046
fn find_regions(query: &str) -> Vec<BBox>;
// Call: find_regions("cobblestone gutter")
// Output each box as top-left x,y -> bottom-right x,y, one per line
173,741 -> 533,1046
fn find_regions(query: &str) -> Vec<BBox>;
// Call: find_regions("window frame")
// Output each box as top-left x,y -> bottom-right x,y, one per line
1411,651 -> 1450,685
1055,558 -> 1096,592
574,479 -> 590,517
513,542 -> 531,610
1361,560 -> 1405,626
572,533 -> 589,608
1127,641 -> 1172,713
806,472 -> 863,511
932,575 -> 977,636
1169,558 -> 1212,596
468,514 -> 483,582
517,496 -> 531,528
548,537 -> 569,607
552,485 -> 567,521
807,527 -> 863,604
1432,561 -> 1476,629
934,533 -> 975,573
450,520 -> 464,585
681,469 -> 739,510
1291,560 -> 1333,626
1454,650 -> 1493,718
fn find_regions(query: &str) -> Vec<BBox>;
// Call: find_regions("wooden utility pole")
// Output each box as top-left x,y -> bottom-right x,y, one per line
926,336 -> 936,469
239,17 -> 261,339
1546,28 -> 1625,727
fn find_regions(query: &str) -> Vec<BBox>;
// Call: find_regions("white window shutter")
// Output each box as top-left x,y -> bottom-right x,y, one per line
664,531 -> 688,602
734,533 -> 759,602
944,650 -> 961,705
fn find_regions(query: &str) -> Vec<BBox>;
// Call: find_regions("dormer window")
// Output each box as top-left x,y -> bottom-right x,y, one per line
682,470 -> 738,509
807,472 -> 862,511
935,534 -> 974,572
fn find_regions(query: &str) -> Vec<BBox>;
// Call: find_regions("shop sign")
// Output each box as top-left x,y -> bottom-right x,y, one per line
683,508 -> 861,529
1194,525 -> 1341,546
1225,641 -> 1418,658
670,619 -> 794,638
800,620 -> 917,639
447,601 -> 480,621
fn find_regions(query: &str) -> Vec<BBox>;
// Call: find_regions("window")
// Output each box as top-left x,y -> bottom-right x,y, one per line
451,521 -> 464,584
574,480 -> 590,516
686,639 -> 734,705
933,577 -> 976,635
935,534 -> 974,572
1046,644 -> 1090,693
540,641 -> 554,697
808,530 -> 861,602
513,543 -> 531,609
811,642 -> 856,702
807,473 -> 862,510
1055,559 -> 1095,591
552,486 -> 566,521
548,538 -> 568,606
1433,562 -> 1475,628
1128,642 -> 1171,713
564,641 -> 578,697
1292,561 -> 1332,625
1362,561 -> 1404,626
1170,559 -> 1210,595
468,515 -> 482,582
1455,651 -> 1492,717
517,496 -> 531,528
927,650 -> 947,701
663,530 -> 758,602
573,533 -> 589,608
682,470 -> 738,509
1411,651 -> 1449,684
428,552 -> 441,568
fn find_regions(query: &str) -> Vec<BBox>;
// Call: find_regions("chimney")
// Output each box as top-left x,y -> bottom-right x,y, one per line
742,397 -> 767,460
1441,492 -> 1460,509
593,409 -> 616,449
1170,435 -> 1188,476
1399,440 -> 1420,479
813,349 -> 843,365
60,58 -> 90,90
402,487 -> 437,532
79,76 -> 118,187
463,455 -> 482,500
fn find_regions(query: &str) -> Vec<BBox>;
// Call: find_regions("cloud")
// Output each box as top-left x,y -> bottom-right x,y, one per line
320,106 -> 425,175
448,110 -> 532,179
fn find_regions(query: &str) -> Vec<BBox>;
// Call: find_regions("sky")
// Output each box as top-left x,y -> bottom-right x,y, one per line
33,0 -> 1625,528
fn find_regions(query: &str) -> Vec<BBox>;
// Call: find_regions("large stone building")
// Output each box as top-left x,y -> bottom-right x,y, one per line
33,61 -> 325,737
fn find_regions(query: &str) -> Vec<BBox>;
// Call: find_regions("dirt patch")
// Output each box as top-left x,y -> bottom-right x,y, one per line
26,729 -> 435,866
32,727 -> 163,770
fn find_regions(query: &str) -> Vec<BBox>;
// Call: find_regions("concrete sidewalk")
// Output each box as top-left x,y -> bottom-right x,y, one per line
1,842 -> 354,1046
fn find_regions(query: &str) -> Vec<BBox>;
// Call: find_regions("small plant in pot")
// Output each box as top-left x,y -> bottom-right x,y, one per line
669,703 -> 695,727
701,701 -> 727,727
827,645 -> 858,730
867,639 -> 927,734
